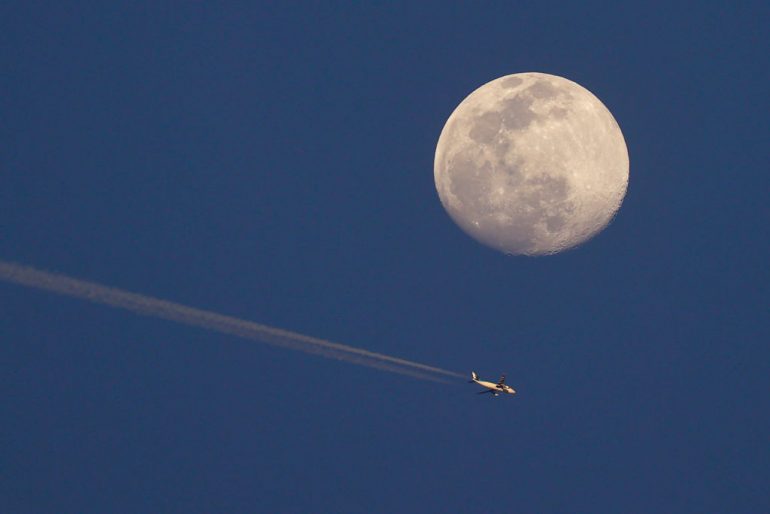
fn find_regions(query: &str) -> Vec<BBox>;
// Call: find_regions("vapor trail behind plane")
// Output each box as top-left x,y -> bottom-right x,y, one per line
0,261 -> 462,383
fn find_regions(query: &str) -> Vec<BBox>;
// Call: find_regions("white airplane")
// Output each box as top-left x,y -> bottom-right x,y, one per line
470,371 -> 516,397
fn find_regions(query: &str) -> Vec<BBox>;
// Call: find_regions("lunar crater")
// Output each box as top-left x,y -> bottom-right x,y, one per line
468,111 -> 502,143
500,76 -> 523,89
529,79 -> 559,99
500,96 -> 536,131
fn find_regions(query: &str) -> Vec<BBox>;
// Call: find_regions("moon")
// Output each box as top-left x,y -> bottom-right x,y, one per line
434,72 -> 629,255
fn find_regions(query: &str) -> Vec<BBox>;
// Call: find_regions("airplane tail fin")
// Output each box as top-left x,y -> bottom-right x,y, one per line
470,371 -> 478,382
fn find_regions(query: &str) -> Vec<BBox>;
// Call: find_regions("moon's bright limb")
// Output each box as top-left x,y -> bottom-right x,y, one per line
434,72 -> 629,255
0,261 -> 461,383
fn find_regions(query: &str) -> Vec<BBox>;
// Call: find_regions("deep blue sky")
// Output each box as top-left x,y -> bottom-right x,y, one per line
2,2 -> 768,512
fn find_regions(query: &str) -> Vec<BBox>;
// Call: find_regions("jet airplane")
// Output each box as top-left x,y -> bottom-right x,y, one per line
469,371 -> 516,396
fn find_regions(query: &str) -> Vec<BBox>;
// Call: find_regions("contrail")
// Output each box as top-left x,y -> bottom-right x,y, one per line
0,261 -> 463,383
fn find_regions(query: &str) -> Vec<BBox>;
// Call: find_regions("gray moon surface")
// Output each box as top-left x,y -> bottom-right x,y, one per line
434,72 -> 629,255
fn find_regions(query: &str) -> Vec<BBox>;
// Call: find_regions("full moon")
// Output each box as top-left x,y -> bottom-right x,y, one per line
434,72 -> 629,255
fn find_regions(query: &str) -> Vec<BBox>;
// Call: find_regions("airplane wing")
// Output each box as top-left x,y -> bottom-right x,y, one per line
497,374 -> 506,386
477,390 -> 495,395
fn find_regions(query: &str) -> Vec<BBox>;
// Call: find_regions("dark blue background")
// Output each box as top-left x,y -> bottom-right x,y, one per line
2,2 -> 768,512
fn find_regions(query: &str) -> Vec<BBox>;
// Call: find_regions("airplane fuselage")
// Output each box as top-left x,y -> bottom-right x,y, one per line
476,379 -> 501,390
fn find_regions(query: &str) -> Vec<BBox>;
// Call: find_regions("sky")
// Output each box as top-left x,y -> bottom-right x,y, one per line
1,2 -> 769,513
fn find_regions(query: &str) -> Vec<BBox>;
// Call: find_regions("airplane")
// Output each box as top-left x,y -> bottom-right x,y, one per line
469,371 -> 516,396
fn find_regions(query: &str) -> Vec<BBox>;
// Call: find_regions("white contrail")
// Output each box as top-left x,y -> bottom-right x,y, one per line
0,261 -> 463,383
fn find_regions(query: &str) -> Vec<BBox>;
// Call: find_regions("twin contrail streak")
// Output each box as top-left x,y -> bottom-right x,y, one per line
0,261 -> 462,383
